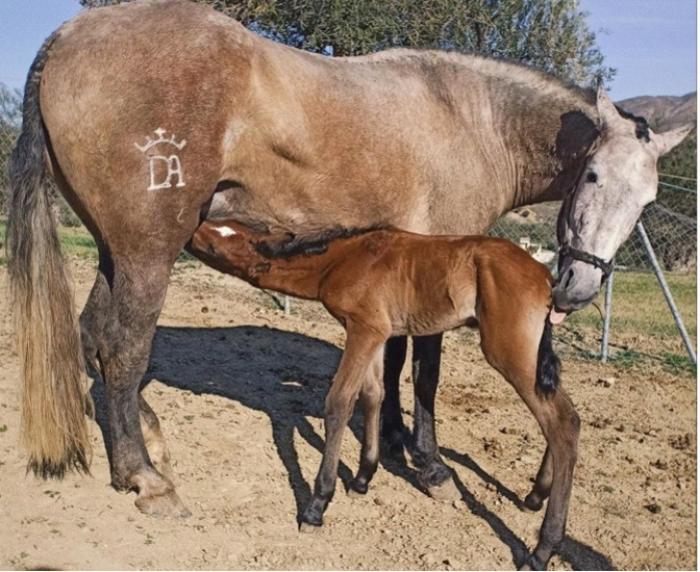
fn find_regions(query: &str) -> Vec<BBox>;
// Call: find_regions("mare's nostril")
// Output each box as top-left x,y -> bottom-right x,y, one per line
564,268 -> 574,289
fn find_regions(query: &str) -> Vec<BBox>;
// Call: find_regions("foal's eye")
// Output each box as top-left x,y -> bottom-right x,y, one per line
586,171 -> 598,184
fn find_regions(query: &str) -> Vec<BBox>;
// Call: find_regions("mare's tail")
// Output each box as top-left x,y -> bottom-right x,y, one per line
6,32 -> 92,478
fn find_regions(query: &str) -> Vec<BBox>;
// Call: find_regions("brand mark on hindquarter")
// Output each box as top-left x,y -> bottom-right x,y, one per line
134,128 -> 187,191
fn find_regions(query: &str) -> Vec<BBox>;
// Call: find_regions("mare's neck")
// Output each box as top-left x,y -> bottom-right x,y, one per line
435,53 -> 600,209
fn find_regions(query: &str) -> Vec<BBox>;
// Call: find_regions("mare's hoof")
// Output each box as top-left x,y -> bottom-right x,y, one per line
347,479 -> 369,497
135,489 -> 191,518
381,426 -> 407,458
426,477 -> 461,503
300,503 -> 324,530
522,492 -> 545,513
299,521 -> 323,534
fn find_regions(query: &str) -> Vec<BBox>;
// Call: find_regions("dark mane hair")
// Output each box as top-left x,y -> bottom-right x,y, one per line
255,225 -> 385,259
614,105 -> 651,142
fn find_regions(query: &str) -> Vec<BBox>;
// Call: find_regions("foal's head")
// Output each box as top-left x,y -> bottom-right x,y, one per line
553,87 -> 692,312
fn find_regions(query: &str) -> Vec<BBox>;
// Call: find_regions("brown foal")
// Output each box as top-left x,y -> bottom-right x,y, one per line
188,220 -> 579,571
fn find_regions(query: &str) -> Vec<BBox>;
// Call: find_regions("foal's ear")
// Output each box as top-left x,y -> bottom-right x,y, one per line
652,123 -> 695,156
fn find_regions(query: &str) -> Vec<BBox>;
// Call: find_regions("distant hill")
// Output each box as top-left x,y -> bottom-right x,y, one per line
616,92 -> 696,132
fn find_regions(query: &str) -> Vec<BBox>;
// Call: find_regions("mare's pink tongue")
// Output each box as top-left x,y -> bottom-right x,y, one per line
549,308 -> 567,325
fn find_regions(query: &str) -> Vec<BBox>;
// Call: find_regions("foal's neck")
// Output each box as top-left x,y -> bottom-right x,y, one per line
190,221 -> 337,300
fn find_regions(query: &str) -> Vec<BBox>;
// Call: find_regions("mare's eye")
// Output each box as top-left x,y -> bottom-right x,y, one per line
586,171 -> 598,184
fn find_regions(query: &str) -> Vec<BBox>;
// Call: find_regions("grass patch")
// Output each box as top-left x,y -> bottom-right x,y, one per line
565,271 -> 696,374
0,219 -> 98,264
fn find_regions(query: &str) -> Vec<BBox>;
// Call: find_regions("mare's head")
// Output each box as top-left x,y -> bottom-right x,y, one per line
553,87 -> 693,312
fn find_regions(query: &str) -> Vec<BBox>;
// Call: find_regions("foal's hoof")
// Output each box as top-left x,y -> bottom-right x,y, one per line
135,489 -> 191,518
347,479 -> 369,497
426,478 -> 461,503
522,492 -> 545,513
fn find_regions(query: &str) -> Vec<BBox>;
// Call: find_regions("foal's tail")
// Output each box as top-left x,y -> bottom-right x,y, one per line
536,316 -> 561,395
6,32 -> 92,478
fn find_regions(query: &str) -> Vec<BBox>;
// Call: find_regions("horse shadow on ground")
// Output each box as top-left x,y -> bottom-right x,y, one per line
91,324 -> 613,570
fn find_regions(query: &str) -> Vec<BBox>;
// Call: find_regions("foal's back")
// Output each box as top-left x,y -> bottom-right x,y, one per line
318,231 -> 552,339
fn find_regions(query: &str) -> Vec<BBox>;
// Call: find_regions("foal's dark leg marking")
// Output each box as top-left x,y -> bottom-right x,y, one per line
524,447 -> 553,512
410,334 -> 458,499
380,336 -> 407,456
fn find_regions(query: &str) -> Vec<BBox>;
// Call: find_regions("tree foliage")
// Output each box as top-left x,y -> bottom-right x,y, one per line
79,0 -> 614,86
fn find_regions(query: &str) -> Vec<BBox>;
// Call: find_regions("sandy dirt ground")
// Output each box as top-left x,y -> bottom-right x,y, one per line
0,259 -> 696,570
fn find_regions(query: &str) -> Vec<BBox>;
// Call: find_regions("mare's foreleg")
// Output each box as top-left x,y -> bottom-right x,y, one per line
411,334 -> 459,500
380,336 -> 408,456
301,323 -> 387,528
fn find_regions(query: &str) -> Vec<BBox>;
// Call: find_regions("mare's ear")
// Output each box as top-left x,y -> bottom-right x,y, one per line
652,124 -> 694,157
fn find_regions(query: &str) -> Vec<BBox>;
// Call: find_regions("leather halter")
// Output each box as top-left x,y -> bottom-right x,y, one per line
558,244 -> 614,278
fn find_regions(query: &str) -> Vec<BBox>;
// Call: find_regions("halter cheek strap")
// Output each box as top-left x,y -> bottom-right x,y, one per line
558,244 -> 614,278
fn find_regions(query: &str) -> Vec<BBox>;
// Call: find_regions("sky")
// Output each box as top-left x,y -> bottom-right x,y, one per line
0,0 -> 696,101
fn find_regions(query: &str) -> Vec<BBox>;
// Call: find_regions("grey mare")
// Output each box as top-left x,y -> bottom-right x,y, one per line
7,0 -> 691,568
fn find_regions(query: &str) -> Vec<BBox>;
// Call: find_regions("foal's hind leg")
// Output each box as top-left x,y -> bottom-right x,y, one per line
100,259 -> 188,517
349,349 -> 385,495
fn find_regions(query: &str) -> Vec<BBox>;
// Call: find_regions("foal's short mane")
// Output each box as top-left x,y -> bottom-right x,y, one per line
256,225 -> 386,259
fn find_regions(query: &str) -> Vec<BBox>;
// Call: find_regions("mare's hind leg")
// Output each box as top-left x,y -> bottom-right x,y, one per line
524,447 -> 553,512
139,394 -> 173,480
410,334 -> 459,501
99,258 -> 188,517
349,349 -> 385,495
301,323 -> 387,528
80,260 -> 173,481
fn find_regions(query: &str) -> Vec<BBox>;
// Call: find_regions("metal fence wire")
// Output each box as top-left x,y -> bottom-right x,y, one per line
488,186 -> 696,275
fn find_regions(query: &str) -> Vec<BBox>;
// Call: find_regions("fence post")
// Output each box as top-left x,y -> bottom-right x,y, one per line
636,221 -> 696,365
600,270 -> 614,363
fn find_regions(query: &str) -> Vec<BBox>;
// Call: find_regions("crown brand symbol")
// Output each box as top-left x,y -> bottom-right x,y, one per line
134,127 -> 187,153
134,127 -> 188,191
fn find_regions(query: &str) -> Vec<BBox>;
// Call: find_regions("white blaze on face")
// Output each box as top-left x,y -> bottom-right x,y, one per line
215,226 -> 237,238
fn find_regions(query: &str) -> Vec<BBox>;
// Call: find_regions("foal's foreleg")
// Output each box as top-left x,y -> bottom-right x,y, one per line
349,351 -> 385,495
301,324 -> 387,528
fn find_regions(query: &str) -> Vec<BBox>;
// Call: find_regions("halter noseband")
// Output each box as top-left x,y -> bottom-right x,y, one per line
558,244 -> 614,279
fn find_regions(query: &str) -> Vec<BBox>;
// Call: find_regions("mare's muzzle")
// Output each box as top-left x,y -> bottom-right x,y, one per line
552,246 -> 612,312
